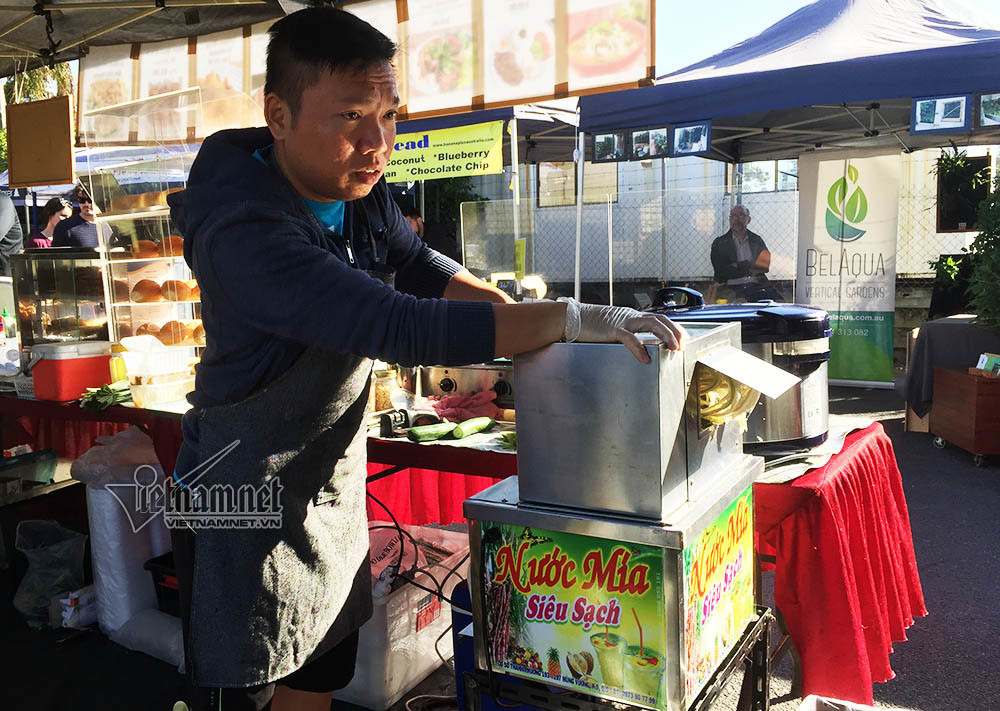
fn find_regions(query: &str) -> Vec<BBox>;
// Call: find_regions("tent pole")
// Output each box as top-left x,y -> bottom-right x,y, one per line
509,117 -> 522,296
574,132 -> 584,301
660,157 -> 667,285
607,192 -> 613,306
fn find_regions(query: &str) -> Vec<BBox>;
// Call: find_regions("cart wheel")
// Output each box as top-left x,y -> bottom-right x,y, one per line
974,454 -> 986,468
932,437 -> 946,449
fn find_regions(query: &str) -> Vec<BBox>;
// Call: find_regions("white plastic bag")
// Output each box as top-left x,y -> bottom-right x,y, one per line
111,608 -> 185,671
72,426 -> 171,634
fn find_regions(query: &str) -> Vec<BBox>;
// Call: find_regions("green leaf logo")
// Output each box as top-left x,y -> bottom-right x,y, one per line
825,165 -> 868,242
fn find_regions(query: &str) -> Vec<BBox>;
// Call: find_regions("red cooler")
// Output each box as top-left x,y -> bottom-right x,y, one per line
30,341 -> 112,402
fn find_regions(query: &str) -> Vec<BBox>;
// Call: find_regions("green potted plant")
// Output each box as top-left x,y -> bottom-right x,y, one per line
967,176 -> 1000,329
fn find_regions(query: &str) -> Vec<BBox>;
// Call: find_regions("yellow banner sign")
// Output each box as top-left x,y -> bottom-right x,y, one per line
384,121 -> 504,182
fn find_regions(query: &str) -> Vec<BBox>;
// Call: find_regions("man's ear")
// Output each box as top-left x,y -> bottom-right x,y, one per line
264,93 -> 292,139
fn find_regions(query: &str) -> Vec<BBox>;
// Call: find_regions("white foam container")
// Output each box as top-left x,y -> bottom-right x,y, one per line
333,525 -> 470,711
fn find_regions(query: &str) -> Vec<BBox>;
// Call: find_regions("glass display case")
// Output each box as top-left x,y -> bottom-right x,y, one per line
13,249 -> 109,349
81,151 -> 202,349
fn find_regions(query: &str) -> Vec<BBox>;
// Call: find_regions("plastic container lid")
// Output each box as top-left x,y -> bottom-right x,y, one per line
31,341 -> 111,360
652,303 -> 832,343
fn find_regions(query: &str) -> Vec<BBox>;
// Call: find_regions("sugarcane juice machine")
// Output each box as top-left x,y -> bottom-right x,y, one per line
464,323 -> 798,711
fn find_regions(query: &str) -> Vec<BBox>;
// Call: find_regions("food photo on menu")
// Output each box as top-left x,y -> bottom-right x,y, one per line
567,1 -> 649,82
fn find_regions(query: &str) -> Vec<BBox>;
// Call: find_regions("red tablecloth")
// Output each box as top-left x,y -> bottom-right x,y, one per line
754,422 -> 927,704
0,396 -> 185,475
365,438 -> 514,525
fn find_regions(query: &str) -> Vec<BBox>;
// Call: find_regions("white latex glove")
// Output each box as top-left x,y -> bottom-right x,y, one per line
558,297 -> 687,363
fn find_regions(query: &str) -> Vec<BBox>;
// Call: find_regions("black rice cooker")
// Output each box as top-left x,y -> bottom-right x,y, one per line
649,286 -> 832,455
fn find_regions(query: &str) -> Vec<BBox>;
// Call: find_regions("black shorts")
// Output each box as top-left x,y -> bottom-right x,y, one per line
172,527 -> 360,711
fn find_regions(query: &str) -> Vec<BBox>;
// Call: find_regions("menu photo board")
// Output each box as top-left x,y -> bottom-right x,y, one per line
404,0 -> 476,115
593,130 -> 629,162
196,28 -> 248,137
910,94 -> 972,134
137,38 -> 191,143
566,0 -> 652,92
483,0 -> 557,104
79,44 -> 133,145
669,120 -> 711,158
978,92 -> 1000,128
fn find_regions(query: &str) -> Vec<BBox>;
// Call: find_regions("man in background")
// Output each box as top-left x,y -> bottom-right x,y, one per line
52,186 -> 99,248
710,205 -> 774,302
0,193 -> 23,276
397,201 -> 461,262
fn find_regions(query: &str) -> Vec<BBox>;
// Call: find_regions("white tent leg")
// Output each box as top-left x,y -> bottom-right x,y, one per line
574,132 -> 584,301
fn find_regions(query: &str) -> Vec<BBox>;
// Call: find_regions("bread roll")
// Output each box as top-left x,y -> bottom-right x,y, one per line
157,320 -> 186,346
131,279 -> 162,303
135,240 -> 159,259
161,279 -> 191,302
136,323 -> 160,337
193,323 -> 206,346
159,235 -> 184,257
185,279 -> 200,301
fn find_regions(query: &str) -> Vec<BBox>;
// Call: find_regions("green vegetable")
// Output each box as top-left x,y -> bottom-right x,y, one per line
407,422 -> 457,443
452,417 -> 495,439
80,380 -> 132,412
498,431 -> 517,450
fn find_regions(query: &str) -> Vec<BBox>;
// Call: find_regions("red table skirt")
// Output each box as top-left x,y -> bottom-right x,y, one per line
365,462 -> 503,526
754,422 -> 927,704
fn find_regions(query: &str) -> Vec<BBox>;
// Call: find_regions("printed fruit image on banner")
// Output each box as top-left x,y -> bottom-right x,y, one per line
681,486 -> 753,703
480,523 -> 666,709
826,164 -> 868,242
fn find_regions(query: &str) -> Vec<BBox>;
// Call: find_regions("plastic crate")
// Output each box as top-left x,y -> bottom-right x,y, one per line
143,551 -> 180,617
333,525 -> 470,711
0,449 -> 58,483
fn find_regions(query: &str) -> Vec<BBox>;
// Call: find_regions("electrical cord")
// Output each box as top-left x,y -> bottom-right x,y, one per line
366,494 -> 471,613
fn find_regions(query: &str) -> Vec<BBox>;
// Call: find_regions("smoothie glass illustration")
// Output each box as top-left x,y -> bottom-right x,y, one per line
589,633 -> 625,688
623,646 -> 665,703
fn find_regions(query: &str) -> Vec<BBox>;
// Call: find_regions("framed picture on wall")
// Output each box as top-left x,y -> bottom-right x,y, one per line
911,95 -> 972,134
669,120 -> 711,157
978,93 -> 1000,128
593,131 -> 628,162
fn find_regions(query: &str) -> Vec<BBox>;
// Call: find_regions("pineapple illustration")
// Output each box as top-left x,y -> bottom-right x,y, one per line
547,647 -> 561,678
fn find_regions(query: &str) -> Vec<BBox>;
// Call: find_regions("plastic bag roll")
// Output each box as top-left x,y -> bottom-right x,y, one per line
87,487 -> 170,634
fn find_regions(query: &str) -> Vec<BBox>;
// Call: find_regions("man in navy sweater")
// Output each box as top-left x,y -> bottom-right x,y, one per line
167,8 -> 685,711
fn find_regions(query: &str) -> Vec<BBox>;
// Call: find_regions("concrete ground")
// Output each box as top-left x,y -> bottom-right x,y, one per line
1,384 -> 997,710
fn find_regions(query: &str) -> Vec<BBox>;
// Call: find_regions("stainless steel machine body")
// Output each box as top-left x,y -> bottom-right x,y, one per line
417,362 -> 515,408
465,459 -> 760,711
513,323 -> 793,521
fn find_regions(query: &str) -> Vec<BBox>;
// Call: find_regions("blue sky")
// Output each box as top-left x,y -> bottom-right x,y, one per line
655,0 -> 1000,75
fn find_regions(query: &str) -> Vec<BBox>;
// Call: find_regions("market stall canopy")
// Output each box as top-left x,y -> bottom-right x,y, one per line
397,99 -> 583,166
578,0 -> 1000,161
0,0 -> 281,77
0,142 -> 197,199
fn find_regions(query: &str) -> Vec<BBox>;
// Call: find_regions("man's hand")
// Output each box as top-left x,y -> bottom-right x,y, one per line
560,298 -> 687,363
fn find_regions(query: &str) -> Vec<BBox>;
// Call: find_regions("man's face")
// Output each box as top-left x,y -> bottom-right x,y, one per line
729,207 -> 750,232
405,214 -> 423,239
78,195 -> 95,221
266,61 -> 399,202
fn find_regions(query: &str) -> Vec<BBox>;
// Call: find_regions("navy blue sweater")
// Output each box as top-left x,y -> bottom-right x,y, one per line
168,127 -> 496,410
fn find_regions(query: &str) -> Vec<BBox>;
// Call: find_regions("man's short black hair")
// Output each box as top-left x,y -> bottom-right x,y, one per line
396,201 -> 421,220
265,7 -> 397,117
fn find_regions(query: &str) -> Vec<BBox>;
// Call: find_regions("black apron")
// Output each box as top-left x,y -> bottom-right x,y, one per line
178,197 -> 395,686
184,342 -> 375,687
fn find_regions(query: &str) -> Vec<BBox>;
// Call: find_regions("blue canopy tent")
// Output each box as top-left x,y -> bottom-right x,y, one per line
579,0 -> 1000,162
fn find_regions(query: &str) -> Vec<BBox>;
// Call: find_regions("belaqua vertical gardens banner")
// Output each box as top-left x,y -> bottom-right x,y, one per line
796,148 -> 900,386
